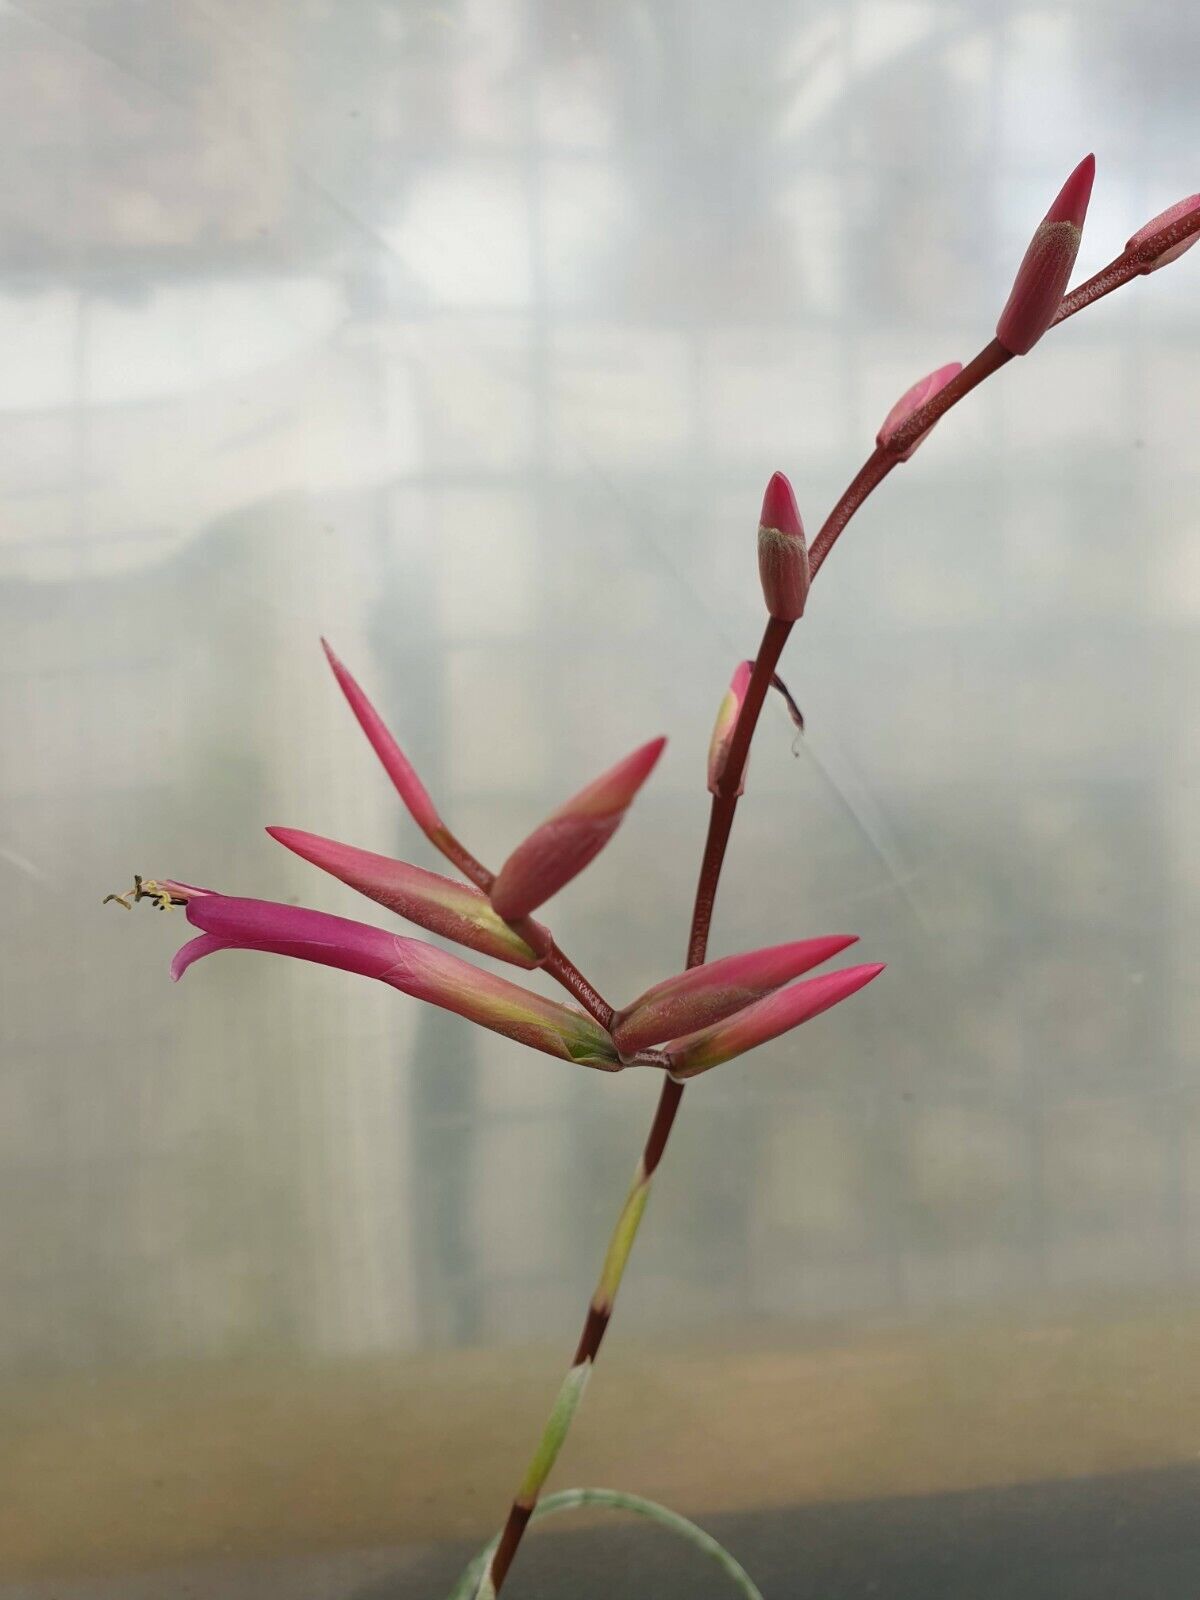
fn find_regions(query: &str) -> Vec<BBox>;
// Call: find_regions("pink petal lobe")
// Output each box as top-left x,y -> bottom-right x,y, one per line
664,962 -> 885,1078
489,737 -> 666,921
613,934 -> 859,1055
170,933 -> 229,981
322,639 -> 444,840
185,893 -> 407,979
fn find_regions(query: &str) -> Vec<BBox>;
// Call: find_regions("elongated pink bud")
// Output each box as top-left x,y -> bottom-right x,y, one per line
663,962 -> 884,1078
322,640 -> 445,843
757,471 -> 809,620
172,895 -> 620,1069
876,361 -> 963,461
489,737 -> 666,922
613,934 -> 859,1055
996,154 -> 1095,355
267,827 -> 547,968
1127,193 -> 1200,271
707,661 -> 752,797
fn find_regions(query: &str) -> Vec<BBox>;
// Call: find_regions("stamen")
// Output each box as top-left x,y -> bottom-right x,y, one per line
102,875 -> 189,911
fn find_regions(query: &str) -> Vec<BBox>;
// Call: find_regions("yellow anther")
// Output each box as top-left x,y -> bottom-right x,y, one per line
102,875 -> 186,911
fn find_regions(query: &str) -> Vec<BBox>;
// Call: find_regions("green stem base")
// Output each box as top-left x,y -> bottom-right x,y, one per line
448,1487 -> 765,1600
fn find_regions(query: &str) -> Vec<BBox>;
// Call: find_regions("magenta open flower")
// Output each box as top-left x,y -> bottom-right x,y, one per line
613,935 -> 860,1056
267,827 -> 548,968
662,962 -> 885,1078
489,738 -> 666,922
172,893 -> 621,1069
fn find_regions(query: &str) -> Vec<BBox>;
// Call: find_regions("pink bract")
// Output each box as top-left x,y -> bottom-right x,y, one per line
757,470 -> 809,621
613,934 -> 860,1055
996,153 -> 1095,356
876,362 -> 963,460
663,963 -> 885,1078
489,737 -> 666,922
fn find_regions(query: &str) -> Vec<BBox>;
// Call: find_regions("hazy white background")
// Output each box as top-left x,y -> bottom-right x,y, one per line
1,0 -> 1198,1592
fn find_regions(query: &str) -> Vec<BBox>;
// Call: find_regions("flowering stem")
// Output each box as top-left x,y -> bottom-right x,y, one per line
473,193 -> 1200,1595
538,942 -> 617,1031
434,830 -> 495,892
476,619 -> 787,1596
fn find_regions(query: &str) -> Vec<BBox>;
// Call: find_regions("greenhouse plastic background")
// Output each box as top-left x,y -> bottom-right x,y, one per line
2,2 -> 1199,1596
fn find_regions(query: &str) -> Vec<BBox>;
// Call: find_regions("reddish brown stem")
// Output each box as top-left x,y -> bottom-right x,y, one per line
437,832 -> 618,1031
540,942 -> 616,1031
484,618 -> 787,1594
689,615 -> 793,964
808,339 -> 1013,579
1055,201 -> 1200,327
807,447 -> 895,579
438,831 -> 495,892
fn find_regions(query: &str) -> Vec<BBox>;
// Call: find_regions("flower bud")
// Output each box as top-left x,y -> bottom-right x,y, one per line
996,154 -> 1095,356
1126,193 -> 1200,271
613,934 -> 859,1055
663,962 -> 884,1078
757,471 -> 809,620
490,737 -> 666,922
706,661 -> 752,797
876,361 -> 963,461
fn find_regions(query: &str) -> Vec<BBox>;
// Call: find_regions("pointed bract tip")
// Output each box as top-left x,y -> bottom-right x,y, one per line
1045,153 -> 1095,228
625,735 -> 668,788
320,641 -> 445,841
759,471 -> 803,538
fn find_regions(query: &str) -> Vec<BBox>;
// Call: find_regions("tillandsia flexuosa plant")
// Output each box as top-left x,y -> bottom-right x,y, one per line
107,156 -> 1200,1595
